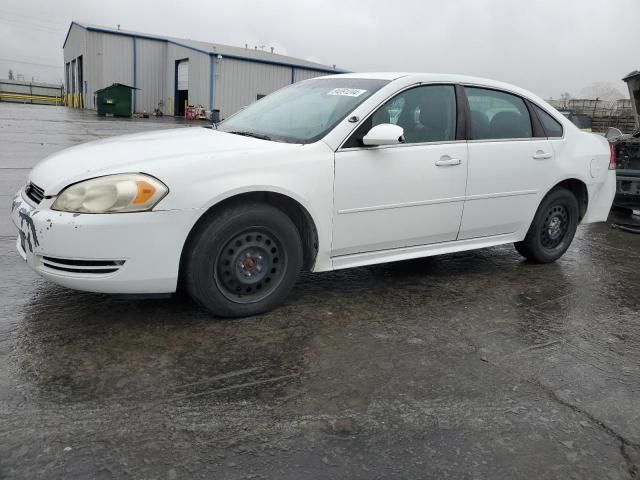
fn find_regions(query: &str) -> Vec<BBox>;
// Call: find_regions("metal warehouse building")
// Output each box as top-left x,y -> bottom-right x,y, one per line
63,21 -> 345,118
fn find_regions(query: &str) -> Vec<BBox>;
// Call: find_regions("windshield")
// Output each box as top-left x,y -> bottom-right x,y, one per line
218,77 -> 390,144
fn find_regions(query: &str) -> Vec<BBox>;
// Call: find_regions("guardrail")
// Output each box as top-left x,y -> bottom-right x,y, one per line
0,80 -> 64,106
0,92 -> 62,105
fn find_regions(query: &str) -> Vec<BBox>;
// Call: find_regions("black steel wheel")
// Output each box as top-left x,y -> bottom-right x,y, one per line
215,229 -> 286,303
183,203 -> 303,317
515,188 -> 579,263
540,204 -> 569,249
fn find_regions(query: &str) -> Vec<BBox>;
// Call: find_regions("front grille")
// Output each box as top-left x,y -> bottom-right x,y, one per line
41,256 -> 125,275
25,182 -> 45,205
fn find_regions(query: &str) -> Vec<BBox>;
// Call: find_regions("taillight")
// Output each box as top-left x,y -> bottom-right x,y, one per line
609,142 -> 616,170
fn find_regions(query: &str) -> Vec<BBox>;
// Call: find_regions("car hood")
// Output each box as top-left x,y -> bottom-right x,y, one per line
28,127 -> 294,195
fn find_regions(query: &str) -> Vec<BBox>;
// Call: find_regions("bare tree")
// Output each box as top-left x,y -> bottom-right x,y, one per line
580,82 -> 626,101
560,92 -> 572,101
8,69 -> 14,80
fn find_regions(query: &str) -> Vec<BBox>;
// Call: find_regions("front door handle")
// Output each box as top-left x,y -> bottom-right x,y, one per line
435,156 -> 462,167
532,151 -> 553,160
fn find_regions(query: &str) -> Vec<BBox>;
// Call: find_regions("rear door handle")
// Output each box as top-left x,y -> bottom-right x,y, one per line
532,151 -> 553,160
435,156 -> 462,167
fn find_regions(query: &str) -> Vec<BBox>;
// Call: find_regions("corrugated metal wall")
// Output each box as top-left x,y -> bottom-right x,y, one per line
165,44 -> 210,115
83,31 -> 100,109
63,24 -> 86,65
135,39 -> 166,113
294,68 -> 328,82
78,30 -> 133,110
62,23 -> 86,103
97,33 -> 133,88
215,58 -> 290,119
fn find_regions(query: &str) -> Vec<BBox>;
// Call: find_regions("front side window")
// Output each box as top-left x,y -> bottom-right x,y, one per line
218,78 -> 389,144
465,87 -> 532,140
533,104 -> 564,138
344,84 -> 457,147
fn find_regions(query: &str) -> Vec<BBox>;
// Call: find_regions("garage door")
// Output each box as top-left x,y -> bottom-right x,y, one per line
177,60 -> 189,90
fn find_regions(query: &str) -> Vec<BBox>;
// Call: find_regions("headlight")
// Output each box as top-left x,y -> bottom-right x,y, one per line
51,173 -> 168,213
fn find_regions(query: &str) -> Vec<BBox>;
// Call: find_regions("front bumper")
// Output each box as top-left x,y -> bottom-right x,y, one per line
10,190 -> 201,294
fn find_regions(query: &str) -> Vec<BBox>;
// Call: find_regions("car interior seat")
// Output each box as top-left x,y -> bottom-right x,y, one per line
489,111 -> 531,139
416,95 -> 452,142
470,110 -> 491,139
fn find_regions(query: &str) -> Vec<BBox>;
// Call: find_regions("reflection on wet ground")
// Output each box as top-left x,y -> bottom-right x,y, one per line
1,104 -> 640,479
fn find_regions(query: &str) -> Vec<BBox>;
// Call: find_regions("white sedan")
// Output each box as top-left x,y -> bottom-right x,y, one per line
11,73 -> 616,317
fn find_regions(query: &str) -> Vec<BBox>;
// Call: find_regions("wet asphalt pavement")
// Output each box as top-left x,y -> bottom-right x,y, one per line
1,103 -> 640,479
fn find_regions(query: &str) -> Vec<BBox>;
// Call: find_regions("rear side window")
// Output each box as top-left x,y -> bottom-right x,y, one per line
533,104 -> 564,138
465,87 -> 532,140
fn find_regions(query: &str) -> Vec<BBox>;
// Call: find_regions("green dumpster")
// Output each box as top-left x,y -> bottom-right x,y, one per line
94,83 -> 137,117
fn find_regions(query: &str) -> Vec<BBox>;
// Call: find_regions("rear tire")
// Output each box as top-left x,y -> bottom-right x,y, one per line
183,203 -> 303,317
514,188 -> 579,263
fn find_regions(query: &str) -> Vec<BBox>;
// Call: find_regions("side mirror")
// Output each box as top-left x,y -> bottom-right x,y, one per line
362,123 -> 405,146
605,127 -> 623,143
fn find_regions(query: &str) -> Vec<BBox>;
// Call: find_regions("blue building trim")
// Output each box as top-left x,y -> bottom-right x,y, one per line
291,67 -> 295,84
132,37 -> 137,111
65,22 -> 348,75
209,55 -> 215,111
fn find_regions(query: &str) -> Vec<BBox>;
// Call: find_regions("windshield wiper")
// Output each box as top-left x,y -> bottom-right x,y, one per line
227,130 -> 271,141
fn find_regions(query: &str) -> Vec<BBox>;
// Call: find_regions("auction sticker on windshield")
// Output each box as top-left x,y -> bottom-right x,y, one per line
327,88 -> 367,97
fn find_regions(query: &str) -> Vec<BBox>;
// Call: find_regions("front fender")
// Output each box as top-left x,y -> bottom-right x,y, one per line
165,143 -> 335,272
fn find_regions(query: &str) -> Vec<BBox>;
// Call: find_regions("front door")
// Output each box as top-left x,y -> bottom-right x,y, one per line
332,84 -> 468,256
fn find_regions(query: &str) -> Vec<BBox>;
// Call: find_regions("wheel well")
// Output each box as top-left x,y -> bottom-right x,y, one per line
179,192 -> 319,277
553,179 -> 588,220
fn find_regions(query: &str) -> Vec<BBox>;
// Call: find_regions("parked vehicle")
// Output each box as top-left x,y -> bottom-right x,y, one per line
11,73 -> 616,317
558,109 -> 593,132
611,71 -> 640,213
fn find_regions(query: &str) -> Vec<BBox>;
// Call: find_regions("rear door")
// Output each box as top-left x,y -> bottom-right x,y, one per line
458,86 -> 555,239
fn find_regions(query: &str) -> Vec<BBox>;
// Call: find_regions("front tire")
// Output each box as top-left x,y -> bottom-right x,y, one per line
184,203 -> 303,317
515,188 -> 579,263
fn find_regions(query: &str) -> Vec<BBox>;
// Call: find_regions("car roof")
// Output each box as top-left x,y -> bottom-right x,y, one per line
318,72 -> 548,109
328,72 -> 519,88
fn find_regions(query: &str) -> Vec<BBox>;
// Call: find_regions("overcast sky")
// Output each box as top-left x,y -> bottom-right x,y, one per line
0,0 -> 637,99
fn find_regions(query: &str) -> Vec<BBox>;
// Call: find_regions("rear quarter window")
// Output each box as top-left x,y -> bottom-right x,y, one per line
533,105 -> 564,138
